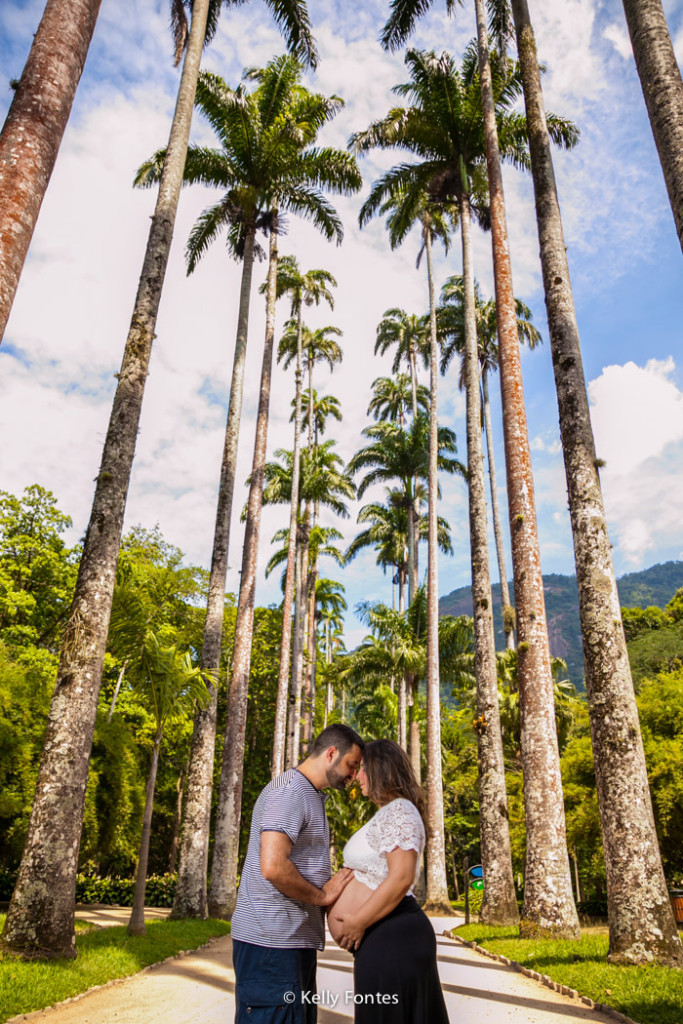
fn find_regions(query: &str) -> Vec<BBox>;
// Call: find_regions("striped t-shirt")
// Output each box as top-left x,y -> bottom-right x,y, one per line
231,768 -> 331,950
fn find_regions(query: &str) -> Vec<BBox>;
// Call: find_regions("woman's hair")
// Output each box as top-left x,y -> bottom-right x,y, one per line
362,738 -> 427,831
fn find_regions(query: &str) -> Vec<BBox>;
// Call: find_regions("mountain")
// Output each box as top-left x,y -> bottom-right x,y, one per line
439,560 -> 683,688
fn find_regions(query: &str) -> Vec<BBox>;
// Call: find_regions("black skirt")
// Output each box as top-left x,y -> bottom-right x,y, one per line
353,896 -> 450,1024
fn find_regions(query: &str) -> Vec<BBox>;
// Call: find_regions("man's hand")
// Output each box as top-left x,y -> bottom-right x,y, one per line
321,868 -> 353,907
336,913 -> 365,951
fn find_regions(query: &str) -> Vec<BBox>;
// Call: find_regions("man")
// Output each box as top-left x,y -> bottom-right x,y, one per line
231,724 -> 364,1023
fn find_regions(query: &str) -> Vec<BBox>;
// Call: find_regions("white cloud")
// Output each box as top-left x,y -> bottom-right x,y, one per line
603,23 -> 633,60
588,357 -> 683,564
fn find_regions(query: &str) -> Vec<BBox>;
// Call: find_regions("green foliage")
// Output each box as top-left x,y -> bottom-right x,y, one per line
622,605 -> 672,642
0,917 -> 230,1022
628,620 -> 683,685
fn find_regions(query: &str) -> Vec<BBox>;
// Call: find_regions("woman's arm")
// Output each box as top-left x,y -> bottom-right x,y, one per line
336,847 -> 418,951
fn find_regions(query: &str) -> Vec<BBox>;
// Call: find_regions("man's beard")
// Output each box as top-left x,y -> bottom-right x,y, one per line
325,757 -> 351,790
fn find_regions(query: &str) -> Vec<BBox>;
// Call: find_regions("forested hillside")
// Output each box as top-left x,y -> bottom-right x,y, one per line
440,561 -> 683,686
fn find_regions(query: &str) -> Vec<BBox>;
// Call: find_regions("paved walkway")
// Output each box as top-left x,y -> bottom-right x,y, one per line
18,908 -> 618,1024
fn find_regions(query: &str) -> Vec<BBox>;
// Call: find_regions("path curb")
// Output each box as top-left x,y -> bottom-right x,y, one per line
4,936 -> 228,1024
447,933 -> 640,1024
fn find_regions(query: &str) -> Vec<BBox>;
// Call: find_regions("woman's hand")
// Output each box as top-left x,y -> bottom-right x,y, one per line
336,913 -> 365,952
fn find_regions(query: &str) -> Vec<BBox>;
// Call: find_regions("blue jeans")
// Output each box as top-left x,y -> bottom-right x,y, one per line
232,939 -> 318,1024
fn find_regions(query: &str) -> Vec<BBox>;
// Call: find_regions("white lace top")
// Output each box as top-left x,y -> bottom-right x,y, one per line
342,798 -> 425,892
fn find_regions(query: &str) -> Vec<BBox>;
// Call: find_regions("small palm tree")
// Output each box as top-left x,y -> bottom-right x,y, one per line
375,309 -> 430,418
368,374 -> 429,429
269,256 -> 336,777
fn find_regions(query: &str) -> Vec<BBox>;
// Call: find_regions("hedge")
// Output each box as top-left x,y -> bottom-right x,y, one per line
0,872 -> 177,907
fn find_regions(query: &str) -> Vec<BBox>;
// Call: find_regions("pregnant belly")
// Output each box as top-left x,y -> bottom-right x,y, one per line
327,876 -> 373,945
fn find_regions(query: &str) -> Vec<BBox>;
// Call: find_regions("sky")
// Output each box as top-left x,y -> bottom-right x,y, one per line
1,0 -> 682,650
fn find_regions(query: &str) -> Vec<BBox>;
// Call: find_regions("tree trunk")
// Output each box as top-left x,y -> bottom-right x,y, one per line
512,0 -> 682,963
398,574 -> 407,750
460,196 -> 519,927
622,0 -> 683,253
208,214 -> 278,920
572,849 -> 582,906
423,228 -> 450,913
107,658 -> 128,721
168,766 -> 186,875
272,303 -> 305,777
303,560 -> 318,748
0,0 -> 211,959
171,225 -> 256,919
408,676 -> 421,784
286,524 -> 307,768
128,729 -> 163,937
473,0 -> 579,940
482,369 -> 514,649
0,0 -> 103,343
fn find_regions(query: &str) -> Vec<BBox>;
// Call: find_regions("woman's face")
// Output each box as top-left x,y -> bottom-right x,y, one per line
357,760 -> 370,798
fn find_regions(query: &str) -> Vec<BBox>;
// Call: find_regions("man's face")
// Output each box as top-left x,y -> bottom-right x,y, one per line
325,745 -> 362,790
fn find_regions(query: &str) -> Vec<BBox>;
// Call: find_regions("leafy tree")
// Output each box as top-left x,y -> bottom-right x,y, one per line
2,0 -> 318,958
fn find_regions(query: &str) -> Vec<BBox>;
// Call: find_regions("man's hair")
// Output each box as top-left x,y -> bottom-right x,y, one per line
309,724 -> 364,758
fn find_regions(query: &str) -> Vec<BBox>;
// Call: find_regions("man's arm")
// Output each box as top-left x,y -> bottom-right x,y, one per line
260,831 -> 352,906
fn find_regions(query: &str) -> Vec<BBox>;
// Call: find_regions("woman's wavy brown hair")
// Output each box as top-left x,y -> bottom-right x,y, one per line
362,738 -> 427,831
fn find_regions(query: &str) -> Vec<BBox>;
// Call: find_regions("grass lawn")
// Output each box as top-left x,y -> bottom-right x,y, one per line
455,924 -> 683,1024
0,914 -> 230,1024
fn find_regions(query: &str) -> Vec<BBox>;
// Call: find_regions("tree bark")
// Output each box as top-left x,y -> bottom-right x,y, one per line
460,196 -> 519,926
0,0 -> 211,959
107,658 -> 128,722
171,225 -> 256,919
272,302 -> 305,777
287,518 -> 309,767
423,228 -> 450,913
512,0 -> 682,963
128,729 -> 163,936
303,559 -> 318,748
482,370 -> 515,649
473,0 -> 579,939
622,0 -> 683,253
168,766 -> 186,875
208,215 -> 278,920
0,0 -> 103,343
408,676 -> 421,784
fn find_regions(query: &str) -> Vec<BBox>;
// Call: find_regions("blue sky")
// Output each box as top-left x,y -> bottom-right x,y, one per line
1,0 -> 682,649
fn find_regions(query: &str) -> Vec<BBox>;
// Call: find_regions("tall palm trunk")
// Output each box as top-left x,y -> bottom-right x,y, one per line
621,0 -> 683,252
208,216 -> 279,920
473,0 -> 579,939
171,224 -> 257,918
482,369 -> 514,649
286,526 -> 306,767
303,560 -> 318,746
398,566 -> 408,750
423,228 -> 450,913
168,765 -> 186,874
511,0 -> 682,963
128,728 -> 163,936
0,0 -> 103,342
460,195 -> 518,926
272,302 -> 305,777
1,0 -> 210,959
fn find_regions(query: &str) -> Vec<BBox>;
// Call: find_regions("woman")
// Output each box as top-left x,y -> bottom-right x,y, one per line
327,739 -> 450,1023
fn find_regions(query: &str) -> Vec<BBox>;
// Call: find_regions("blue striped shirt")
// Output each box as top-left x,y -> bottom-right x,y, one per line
231,769 -> 331,949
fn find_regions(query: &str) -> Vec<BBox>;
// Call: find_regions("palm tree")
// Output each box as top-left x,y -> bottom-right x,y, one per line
346,488 -> 452,748
204,58 -> 360,921
439,274 -> 542,651
368,374 -> 430,429
300,389 -> 342,445
259,440 -> 355,766
269,258 -> 336,778
352,45 -> 527,922
382,3 -> 581,938
134,60 -> 352,919
375,309 -> 430,418
0,0 -> 103,342
508,0 -> 683,961
0,1 -> 316,958
620,0 -> 683,252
